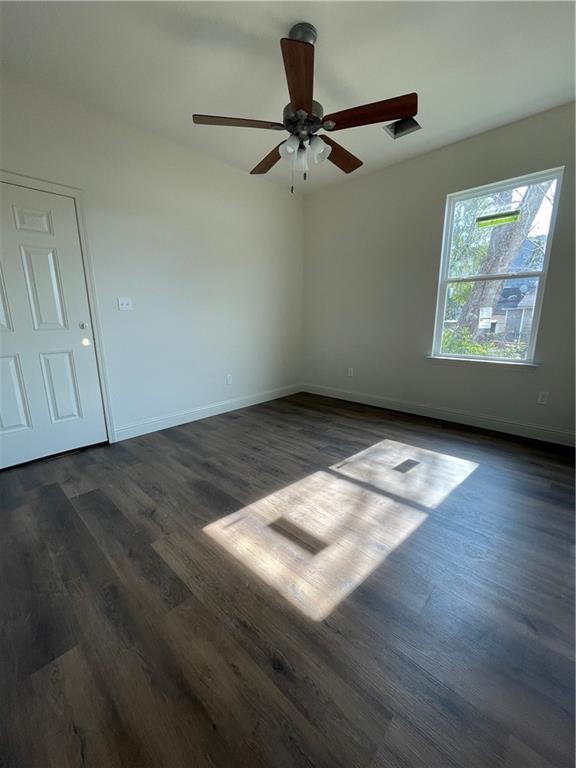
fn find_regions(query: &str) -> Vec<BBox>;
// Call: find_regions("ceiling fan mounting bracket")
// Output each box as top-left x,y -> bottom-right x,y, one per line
288,22 -> 317,45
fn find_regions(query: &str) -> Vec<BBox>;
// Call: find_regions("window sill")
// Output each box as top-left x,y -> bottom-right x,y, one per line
426,355 -> 540,369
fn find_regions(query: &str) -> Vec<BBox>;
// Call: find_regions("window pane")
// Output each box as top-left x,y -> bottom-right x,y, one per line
448,179 -> 558,278
440,277 -> 539,360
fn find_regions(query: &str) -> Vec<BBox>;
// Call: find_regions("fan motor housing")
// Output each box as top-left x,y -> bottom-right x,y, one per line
283,101 -> 324,139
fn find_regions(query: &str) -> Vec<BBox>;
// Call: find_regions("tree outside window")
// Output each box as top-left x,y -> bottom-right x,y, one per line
432,168 -> 563,362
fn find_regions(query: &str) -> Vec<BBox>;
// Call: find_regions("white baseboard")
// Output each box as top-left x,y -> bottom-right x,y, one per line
301,383 -> 575,446
112,381 -> 574,446
112,384 -> 301,442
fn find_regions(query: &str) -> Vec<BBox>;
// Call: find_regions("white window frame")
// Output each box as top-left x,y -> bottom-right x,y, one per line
431,167 -> 564,365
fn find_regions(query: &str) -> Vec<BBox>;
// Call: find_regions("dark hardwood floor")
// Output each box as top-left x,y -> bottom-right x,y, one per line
1,393 -> 574,768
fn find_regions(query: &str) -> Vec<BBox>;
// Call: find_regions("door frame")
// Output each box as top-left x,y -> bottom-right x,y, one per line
1,169 -> 114,444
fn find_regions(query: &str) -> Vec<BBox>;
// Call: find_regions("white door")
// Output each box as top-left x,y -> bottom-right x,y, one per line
0,182 -> 107,468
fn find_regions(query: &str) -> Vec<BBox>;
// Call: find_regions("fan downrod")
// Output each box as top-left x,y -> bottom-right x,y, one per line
288,22 -> 317,45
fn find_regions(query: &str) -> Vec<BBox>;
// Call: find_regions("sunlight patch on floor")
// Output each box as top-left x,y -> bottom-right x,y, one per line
204,440 -> 478,621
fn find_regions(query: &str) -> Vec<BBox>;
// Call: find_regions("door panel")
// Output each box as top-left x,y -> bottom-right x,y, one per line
0,264 -> 13,331
40,351 -> 82,422
0,182 -> 107,467
21,245 -> 68,329
13,205 -> 54,234
0,355 -> 31,432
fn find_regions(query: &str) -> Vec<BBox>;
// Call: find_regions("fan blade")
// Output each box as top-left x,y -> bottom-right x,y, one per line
193,114 -> 284,130
324,93 -> 417,131
322,137 -> 363,174
250,144 -> 283,174
280,38 -> 314,114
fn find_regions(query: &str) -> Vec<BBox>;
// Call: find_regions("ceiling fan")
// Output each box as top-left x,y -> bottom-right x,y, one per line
193,23 -> 420,189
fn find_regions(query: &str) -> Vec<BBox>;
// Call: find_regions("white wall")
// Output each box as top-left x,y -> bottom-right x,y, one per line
2,76 -> 573,446
303,104 -> 575,444
1,76 -> 304,440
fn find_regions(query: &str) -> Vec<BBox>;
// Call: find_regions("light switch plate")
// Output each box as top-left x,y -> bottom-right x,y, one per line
118,297 -> 133,311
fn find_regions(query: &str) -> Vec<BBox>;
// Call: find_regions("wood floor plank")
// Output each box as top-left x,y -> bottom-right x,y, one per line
341,578 -> 571,767
153,528 -> 518,768
504,736 -> 560,768
71,489 -> 191,617
154,531 -> 390,765
28,645 -> 129,768
163,595 -> 358,768
0,496 -> 78,682
69,576 -> 234,768
1,393 -> 573,767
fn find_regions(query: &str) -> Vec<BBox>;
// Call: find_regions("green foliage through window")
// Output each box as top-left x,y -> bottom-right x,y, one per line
441,328 -> 528,360
434,171 -> 561,362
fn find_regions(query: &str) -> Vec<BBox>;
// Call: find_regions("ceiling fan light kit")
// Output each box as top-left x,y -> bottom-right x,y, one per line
192,22 -> 420,190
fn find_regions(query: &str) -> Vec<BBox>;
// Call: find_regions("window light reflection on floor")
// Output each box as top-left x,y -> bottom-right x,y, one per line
203,440 -> 478,621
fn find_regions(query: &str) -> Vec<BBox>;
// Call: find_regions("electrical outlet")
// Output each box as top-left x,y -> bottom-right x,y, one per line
117,296 -> 133,311
347,367 -> 354,378
537,391 -> 549,405
226,374 -> 232,386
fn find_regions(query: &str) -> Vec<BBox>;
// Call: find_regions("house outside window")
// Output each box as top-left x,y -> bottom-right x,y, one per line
432,168 -> 563,363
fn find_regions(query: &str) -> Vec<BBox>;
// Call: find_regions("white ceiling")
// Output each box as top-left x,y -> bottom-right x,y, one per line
1,2 -> 574,190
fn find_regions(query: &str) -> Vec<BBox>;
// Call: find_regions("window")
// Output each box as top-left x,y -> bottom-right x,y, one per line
432,168 -> 563,363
